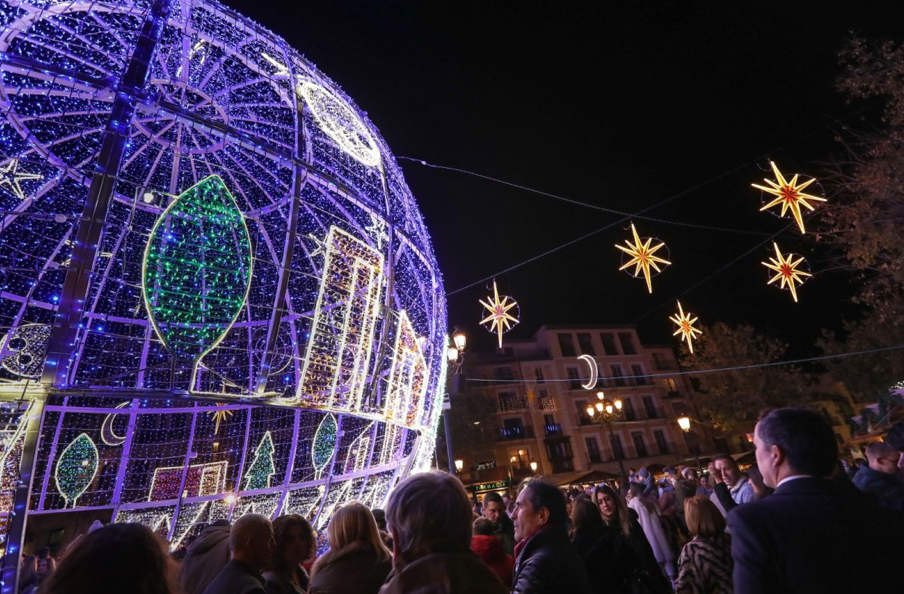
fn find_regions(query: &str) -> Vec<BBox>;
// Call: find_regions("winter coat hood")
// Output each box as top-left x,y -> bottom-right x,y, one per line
470,535 -> 505,563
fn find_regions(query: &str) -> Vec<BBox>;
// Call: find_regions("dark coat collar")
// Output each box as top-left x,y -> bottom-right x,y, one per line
773,476 -> 853,496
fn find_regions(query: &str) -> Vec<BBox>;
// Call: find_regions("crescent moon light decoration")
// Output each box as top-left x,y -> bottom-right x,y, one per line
100,401 -> 131,446
577,354 -> 598,390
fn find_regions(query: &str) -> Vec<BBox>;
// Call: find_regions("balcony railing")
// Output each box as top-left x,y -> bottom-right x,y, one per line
498,425 -> 535,440
537,396 -> 558,412
544,423 -> 563,436
497,397 -> 529,413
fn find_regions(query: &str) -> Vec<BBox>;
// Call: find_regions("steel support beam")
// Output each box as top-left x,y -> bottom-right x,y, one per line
41,0 -> 173,387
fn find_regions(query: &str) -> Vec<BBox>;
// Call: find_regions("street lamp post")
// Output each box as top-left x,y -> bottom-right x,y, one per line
677,416 -> 703,469
443,329 -> 467,473
586,391 -> 628,484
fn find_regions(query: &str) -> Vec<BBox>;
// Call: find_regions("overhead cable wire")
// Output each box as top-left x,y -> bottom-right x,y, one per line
466,343 -> 904,383
402,103 -> 878,297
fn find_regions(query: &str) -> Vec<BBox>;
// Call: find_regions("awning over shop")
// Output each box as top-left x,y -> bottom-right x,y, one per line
554,469 -> 620,486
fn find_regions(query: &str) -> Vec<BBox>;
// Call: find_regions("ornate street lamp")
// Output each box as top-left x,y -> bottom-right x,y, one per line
454,459 -> 464,473
586,391 -> 627,483
443,330 -> 467,474
529,460 -> 538,473
677,416 -> 702,468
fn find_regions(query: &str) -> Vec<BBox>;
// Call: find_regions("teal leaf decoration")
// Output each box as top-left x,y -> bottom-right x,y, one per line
55,433 -> 98,508
244,432 -> 276,490
312,414 -> 338,476
142,175 -> 253,362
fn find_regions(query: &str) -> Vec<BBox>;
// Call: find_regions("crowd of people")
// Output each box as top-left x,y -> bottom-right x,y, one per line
18,407 -> 904,594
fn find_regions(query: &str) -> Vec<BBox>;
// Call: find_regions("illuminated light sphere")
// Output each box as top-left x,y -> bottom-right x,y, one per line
669,300 -> 702,354
616,224 -> 671,293
0,0 -> 446,543
752,161 -> 826,235
761,242 -> 811,303
479,280 -> 520,348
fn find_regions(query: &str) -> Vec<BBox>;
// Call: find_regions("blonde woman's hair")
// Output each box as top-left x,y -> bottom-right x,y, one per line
684,495 -> 726,538
327,501 -> 391,561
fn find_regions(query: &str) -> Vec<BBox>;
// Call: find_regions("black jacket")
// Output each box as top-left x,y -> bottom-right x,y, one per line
201,560 -> 266,594
728,476 -> 904,594
512,524 -> 591,594
571,524 -> 636,594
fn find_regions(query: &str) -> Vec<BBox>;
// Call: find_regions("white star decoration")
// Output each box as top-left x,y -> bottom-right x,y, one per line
0,159 -> 42,200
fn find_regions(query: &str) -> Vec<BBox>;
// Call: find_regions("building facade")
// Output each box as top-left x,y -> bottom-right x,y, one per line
453,325 -> 712,490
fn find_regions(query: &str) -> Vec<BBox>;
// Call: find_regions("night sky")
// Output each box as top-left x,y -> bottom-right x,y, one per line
227,0 -> 904,354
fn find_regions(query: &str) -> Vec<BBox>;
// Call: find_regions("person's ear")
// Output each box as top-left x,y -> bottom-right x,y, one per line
770,444 -> 785,468
537,506 -> 550,526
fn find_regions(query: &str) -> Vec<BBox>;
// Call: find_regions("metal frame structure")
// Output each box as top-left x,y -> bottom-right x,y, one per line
0,1 -> 448,590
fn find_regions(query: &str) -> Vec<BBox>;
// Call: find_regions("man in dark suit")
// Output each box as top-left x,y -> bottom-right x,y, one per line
728,408 -> 904,594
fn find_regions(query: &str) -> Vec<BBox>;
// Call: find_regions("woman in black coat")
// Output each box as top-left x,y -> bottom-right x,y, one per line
592,485 -> 672,594
570,496 -> 636,594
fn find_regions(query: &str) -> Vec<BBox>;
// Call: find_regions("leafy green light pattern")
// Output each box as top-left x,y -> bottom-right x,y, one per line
143,176 -> 253,362
56,433 -> 98,508
312,414 -> 337,472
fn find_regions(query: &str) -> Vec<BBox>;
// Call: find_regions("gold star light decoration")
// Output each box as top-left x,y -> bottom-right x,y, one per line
0,158 -> 42,200
479,280 -> 520,349
615,224 -> 671,293
208,405 -> 234,435
761,242 -> 811,302
669,301 -> 702,354
752,161 -> 826,234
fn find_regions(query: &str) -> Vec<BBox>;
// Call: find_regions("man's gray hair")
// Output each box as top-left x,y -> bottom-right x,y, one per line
385,471 -> 471,559
229,513 -> 271,552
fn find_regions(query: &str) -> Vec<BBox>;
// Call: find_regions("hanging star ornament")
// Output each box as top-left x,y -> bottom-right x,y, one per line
0,158 -> 42,200
479,280 -> 520,349
752,161 -> 826,234
669,301 -> 702,354
615,224 -> 671,293
761,242 -> 811,302
208,405 -> 234,435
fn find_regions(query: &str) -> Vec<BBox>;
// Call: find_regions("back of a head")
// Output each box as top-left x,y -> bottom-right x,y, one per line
472,517 -> 495,536
758,408 -> 838,477
522,479 -> 568,525
885,420 -> 904,452
370,508 -> 387,532
684,495 -> 726,538
230,514 -> 271,553
272,514 -> 315,570
328,501 -> 387,558
41,523 -> 175,594
571,496 -> 603,531
386,471 -> 472,559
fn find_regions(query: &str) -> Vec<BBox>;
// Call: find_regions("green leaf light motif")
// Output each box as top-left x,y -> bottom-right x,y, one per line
55,433 -> 99,508
142,176 -> 253,362
312,414 -> 338,478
